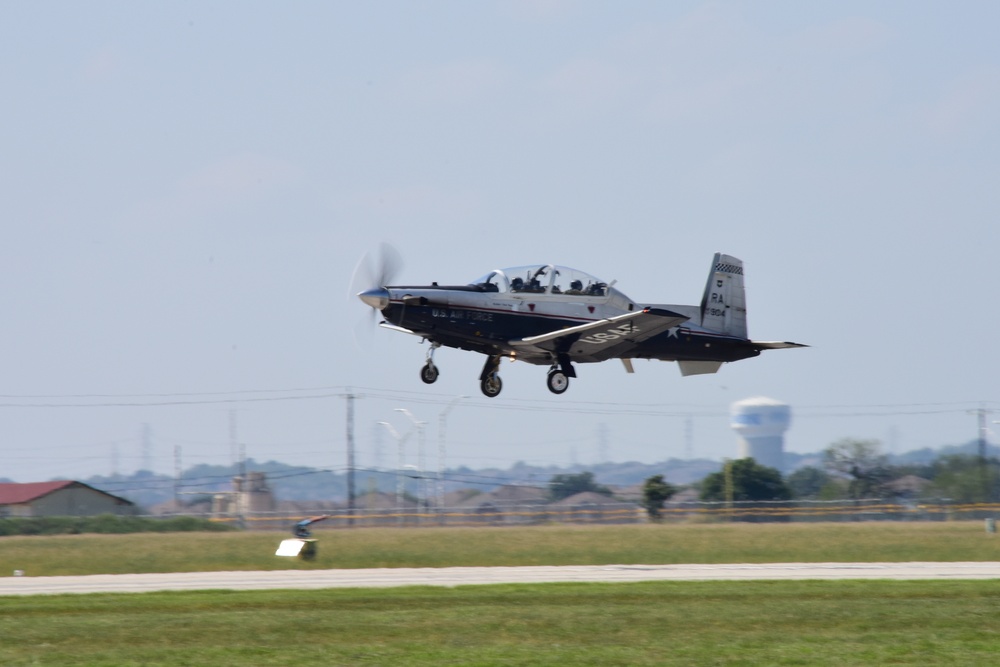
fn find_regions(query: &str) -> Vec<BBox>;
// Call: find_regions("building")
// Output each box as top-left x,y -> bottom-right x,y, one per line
730,397 -> 792,472
211,473 -> 276,516
0,481 -> 136,517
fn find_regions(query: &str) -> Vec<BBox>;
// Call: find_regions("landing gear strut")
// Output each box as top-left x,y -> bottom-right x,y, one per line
420,343 -> 440,384
479,355 -> 503,398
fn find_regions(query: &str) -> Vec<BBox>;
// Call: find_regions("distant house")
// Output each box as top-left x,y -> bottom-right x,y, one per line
883,475 -> 932,499
455,484 -> 548,509
550,491 -> 642,524
0,481 -> 136,517
451,484 -> 549,525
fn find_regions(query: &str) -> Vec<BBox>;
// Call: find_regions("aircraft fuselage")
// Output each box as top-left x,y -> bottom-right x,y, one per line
357,256 -> 804,397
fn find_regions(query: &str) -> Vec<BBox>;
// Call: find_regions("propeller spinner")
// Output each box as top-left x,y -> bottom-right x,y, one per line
357,287 -> 389,310
350,243 -> 403,348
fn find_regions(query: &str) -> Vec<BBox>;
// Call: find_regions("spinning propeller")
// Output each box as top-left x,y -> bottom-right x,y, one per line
349,243 -> 403,344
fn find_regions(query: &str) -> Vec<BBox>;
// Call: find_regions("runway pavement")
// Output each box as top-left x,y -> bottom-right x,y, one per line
2,562 -> 999,596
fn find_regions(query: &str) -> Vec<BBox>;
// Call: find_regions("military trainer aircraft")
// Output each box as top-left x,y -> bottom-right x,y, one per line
355,249 -> 805,398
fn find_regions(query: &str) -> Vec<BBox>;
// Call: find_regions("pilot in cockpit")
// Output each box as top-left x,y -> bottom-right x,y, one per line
527,267 -> 545,292
566,279 -> 584,295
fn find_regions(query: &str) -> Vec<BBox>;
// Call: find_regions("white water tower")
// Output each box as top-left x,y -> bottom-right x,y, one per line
729,397 -> 791,472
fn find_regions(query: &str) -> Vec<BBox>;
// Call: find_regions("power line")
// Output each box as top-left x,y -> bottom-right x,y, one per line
2,385 -> 994,419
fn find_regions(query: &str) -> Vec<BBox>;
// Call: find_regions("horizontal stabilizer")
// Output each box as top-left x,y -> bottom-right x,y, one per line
677,360 -> 723,376
753,340 -> 809,350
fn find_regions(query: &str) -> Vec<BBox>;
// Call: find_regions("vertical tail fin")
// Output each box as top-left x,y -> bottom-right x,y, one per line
699,253 -> 747,338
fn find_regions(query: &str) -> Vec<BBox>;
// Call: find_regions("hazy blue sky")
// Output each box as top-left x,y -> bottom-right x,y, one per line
3,2 -> 998,483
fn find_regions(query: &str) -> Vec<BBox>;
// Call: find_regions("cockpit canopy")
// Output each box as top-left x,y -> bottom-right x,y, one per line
470,265 -> 609,297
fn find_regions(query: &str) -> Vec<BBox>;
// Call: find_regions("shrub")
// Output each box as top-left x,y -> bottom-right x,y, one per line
0,515 -> 235,536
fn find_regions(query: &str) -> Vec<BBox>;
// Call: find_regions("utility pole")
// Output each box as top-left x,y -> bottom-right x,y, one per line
597,423 -> 609,463
174,445 -> 182,513
345,390 -> 356,526
685,414 -> 694,460
229,410 -> 239,469
970,404 -> 993,501
141,423 -> 152,473
724,458 -> 734,521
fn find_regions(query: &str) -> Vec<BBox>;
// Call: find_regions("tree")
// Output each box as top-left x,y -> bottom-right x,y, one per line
641,475 -> 677,519
548,472 -> 612,501
927,454 -> 1000,503
699,458 -> 791,502
822,438 -> 891,499
786,466 -> 833,500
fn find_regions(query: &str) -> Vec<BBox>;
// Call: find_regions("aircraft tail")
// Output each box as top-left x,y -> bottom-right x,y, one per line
699,253 -> 747,338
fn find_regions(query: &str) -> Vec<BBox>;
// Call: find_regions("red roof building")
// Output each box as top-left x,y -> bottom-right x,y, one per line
0,481 -> 136,517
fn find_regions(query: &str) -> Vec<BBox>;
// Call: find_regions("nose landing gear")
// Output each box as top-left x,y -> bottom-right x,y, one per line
420,343 -> 441,384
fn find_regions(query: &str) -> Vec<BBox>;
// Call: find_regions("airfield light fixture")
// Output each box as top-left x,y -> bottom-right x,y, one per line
437,396 -> 469,510
396,408 -> 428,510
379,420 -> 414,509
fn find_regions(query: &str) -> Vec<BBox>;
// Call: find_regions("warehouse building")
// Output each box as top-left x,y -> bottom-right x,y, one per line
0,481 -> 136,517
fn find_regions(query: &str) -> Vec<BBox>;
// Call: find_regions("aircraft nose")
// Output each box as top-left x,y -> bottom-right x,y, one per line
358,287 -> 390,310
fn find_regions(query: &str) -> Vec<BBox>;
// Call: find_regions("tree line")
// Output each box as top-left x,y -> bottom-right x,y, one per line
542,438 -> 1000,520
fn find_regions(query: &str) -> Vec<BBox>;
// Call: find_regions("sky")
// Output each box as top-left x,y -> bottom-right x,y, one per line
2,2 -> 999,484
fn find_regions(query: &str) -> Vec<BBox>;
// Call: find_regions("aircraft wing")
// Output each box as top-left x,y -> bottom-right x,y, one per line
509,308 -> 688,362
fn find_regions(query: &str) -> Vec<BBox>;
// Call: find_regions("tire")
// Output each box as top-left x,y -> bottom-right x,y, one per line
480,374 -> 503,398
546,370 -> 569,395
420,363 -> 439,384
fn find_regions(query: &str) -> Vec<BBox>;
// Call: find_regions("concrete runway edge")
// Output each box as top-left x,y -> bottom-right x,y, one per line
3,562 -> 1000,596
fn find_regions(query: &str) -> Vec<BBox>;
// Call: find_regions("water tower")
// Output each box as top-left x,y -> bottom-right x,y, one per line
729,397 -> 791,472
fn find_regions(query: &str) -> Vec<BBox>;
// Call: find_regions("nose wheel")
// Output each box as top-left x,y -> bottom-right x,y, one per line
420,362 -> 439,384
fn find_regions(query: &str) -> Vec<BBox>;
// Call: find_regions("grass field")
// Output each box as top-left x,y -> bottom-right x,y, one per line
1,522 -> 998,666
2,580 -> 1000,666
1,521 -> 998,576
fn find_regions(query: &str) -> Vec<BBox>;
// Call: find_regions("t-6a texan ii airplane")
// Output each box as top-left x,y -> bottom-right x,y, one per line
355,249 -> 806,398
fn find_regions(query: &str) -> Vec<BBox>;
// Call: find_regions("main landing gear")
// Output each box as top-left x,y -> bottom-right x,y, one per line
474,355 -> 574,398
545,357 -> 575,396
546,368 -> 569,395
479,355 -> 503,398
417,347 -> 575,398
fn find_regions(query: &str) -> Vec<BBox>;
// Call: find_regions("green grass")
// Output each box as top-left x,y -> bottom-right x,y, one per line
2,580 -> 1000,666
1,523 -> 998,666
1,522 -> 998,577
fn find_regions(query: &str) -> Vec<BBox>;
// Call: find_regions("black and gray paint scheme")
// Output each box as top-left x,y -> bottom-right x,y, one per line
357,253 -> 806,398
